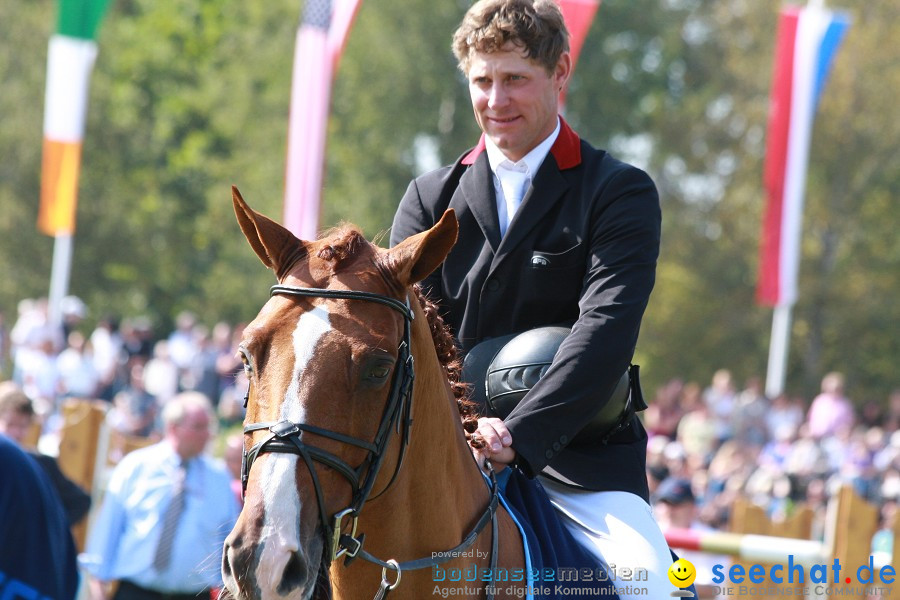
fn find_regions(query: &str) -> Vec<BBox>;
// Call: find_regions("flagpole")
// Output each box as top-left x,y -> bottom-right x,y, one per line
762,0 -> 824,401
765,303 -> 792,398
758,1 -> 848,399
39,0 -> 111,333
282,0 -> 363,240
47,234 -> 74,333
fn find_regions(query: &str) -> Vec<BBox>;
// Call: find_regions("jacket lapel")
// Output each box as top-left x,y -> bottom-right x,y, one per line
458,152 -> 502,252
457,118 -> 583,259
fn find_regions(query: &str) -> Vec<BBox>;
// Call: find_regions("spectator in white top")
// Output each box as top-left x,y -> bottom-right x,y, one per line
57,331 -> 100,399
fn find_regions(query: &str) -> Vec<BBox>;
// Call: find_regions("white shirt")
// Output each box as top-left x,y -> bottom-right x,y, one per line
83,441 -> 239,592
485,118 -> 561,236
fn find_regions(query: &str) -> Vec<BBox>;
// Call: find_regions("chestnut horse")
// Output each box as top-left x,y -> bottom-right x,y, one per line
222,188 -> 526,600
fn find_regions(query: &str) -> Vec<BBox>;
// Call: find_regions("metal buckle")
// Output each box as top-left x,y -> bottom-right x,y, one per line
240,449 -> 250,499
381,559 -> 401,590
331,508 -> 360,561
270,420 -> 301,437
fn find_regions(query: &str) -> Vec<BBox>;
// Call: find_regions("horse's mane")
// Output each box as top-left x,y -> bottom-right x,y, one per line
315,226 -> 481,442
414,286 -> 482,443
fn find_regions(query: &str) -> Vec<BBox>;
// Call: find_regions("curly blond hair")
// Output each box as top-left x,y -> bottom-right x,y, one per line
452,0 -> 569,75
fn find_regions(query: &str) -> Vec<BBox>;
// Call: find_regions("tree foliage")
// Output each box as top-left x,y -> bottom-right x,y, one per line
0,0 -> 896,402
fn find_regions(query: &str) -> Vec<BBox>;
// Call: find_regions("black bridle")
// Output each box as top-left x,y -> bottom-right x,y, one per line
241,284 -> 499,599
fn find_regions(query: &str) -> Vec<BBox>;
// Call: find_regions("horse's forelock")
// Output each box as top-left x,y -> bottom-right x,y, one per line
315,227 -> 371,271
306,227 -> 480,437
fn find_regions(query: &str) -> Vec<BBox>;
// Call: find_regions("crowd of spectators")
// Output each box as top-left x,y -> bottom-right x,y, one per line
3,296 -> 900,521
0,297 -> 246,599
643,368 -> 900,562
0,297 -> 248,449
1,296 -> 898,595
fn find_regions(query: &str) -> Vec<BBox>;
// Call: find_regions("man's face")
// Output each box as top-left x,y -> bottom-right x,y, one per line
170,408 -> 212,459
0,411 -> 33,445
467,44 -> 570,162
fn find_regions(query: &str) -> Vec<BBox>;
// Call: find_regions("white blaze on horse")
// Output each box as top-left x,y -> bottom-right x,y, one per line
221,188 -> 526,600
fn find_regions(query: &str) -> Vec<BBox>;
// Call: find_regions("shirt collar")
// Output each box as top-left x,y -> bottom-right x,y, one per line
464,116 -> 581,169
162,441 -> 192,469
485,117 -> 561,178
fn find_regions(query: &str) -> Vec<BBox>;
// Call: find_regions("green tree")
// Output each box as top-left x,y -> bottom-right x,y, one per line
0,0 -> 896,404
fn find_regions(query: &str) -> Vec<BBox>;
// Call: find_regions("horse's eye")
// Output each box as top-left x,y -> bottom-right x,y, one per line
238,349 -> 253,375
366,365 -> 391,381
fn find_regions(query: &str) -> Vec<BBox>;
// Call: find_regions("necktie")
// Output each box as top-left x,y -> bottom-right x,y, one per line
152,460 -> 188,572
499,166 -> 529,237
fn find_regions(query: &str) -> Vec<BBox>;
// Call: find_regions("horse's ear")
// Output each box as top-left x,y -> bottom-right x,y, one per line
232,186 -> 307,279
388,209 -> 458,286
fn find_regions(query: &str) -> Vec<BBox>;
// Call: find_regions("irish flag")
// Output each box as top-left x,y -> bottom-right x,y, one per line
38,0 -> 111,236
756,4 -> 849,306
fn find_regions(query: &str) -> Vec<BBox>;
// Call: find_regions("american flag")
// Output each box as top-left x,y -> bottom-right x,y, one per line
283,0 -> 362,240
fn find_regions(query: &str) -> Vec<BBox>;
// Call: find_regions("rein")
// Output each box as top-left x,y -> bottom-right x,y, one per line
241,284 -> 500,599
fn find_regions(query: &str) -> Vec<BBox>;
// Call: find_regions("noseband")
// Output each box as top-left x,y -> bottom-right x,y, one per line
241,284 -> 499,598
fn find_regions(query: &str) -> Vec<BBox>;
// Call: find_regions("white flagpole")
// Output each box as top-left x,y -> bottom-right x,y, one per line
47,234 -> 74,336
765,304 -> 792,398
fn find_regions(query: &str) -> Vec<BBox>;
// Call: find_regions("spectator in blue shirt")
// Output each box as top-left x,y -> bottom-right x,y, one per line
83,391 -> 239,600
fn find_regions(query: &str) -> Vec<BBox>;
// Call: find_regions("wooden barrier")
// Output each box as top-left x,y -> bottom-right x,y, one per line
666,486 -> 898,597
106,429 -> 156,467
894,511 -> 900,595
23,419 -> 41,449
729,498 -> 813,595
829,485 -> 898,595
53,399 -> 160,553
56,398 -> 107,551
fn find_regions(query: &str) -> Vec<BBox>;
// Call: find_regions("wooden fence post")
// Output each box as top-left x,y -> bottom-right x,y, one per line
56,398 -> 107,551
729,499 -> 813,594
829,485 -> 880,594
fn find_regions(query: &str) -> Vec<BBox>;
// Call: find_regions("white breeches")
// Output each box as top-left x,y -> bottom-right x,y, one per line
540,478 -> 677,600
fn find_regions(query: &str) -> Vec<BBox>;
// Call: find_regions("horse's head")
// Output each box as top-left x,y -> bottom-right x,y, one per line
222,187 -> 457,600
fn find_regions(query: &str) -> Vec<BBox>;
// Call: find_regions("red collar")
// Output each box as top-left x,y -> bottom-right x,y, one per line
461,117 -> 582,169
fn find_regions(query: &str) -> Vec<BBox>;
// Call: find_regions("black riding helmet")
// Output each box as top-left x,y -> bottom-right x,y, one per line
462,326 -> 641,445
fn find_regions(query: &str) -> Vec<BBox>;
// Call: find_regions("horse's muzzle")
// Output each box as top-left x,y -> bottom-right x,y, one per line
223,530 -> 320,600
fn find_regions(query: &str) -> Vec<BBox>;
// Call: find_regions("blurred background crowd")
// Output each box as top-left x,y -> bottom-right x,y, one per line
0,296 -> 250,445
0,294 -> 897,596
643,368 -> 900,538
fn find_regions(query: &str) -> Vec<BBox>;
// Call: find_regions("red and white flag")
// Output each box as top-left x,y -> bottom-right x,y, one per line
283,0 -> 362,240
556,0 -> 601,108
756,4 -> 849,306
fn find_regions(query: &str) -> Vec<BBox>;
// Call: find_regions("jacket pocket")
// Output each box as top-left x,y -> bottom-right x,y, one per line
529,242 -> 583,270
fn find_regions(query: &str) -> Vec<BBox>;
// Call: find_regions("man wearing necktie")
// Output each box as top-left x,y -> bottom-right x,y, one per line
84,392 -> 240,600
390,0 -> 672,596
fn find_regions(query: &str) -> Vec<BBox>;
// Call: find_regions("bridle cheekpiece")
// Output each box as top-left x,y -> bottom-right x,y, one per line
240,284 -> 499,600
241,284 -> 416,564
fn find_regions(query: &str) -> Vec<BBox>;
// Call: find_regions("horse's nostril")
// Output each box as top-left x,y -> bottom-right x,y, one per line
223,539 -> 258,595
278,551 -> 306,594
222,546 -> 233,579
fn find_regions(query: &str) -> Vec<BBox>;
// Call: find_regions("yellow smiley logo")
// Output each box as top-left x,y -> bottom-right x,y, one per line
668,558 -> 697,588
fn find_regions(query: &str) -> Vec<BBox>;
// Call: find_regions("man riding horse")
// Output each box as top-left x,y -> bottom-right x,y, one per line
391,0 -> 675,597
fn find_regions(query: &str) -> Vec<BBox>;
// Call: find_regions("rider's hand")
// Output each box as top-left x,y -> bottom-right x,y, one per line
470,417 -> 515,471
